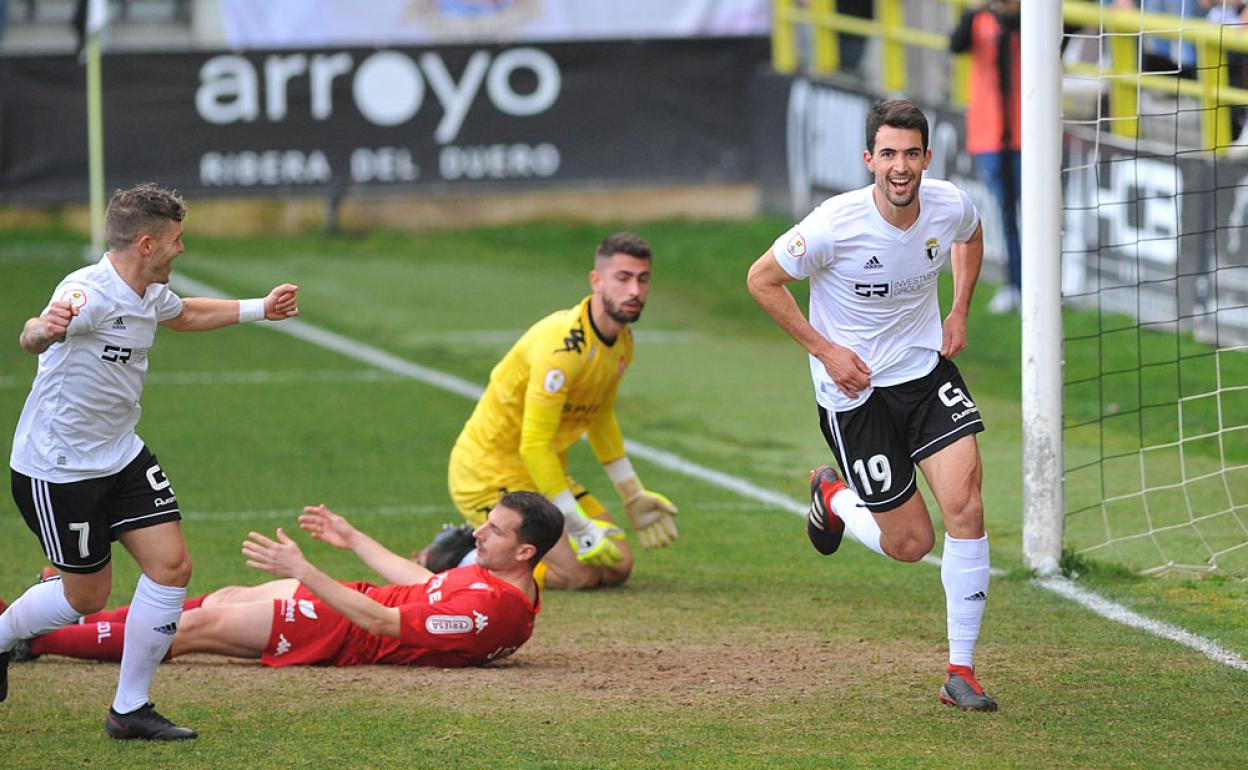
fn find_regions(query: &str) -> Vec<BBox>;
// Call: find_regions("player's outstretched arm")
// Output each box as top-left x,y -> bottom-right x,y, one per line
299,504 -> 433,585
161,283 -> 299,332
19,301 -> 76,354
243,528 -> 400,637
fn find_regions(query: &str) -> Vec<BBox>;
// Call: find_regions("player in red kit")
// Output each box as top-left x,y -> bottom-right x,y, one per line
8,492 -> 563,670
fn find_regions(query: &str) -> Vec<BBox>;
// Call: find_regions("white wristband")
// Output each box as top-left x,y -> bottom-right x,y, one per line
238,298 -> 265,323
603,457 -> 636,485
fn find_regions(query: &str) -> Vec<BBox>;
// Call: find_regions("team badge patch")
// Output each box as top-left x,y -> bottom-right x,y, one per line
786,233 -> 807,259
925,238 -> 940,262
61,288 -> 88,310
543,368 -> 566,394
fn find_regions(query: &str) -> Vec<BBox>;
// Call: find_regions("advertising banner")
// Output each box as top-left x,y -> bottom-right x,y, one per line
217,0 -> 770,48
0,37 -> 767,202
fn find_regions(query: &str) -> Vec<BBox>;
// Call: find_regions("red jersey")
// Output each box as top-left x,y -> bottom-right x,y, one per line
260,565 -> 540,668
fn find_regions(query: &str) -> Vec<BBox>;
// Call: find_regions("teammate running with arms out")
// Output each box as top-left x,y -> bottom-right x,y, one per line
8,493 -> 562,672
0,183 -> 300,739
435,232 -> 679,590
746,100 -> 997,711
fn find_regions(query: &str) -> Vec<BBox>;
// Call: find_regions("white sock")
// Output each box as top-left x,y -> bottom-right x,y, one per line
941,532 -> 990,669
457,548 -> 479,567
831,487 -> 886,556
0,577 -> 81,651
112,575 -> 185,714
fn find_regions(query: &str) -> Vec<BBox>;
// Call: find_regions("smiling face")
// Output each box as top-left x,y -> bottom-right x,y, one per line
864,125 -> 932,212
590,252 -> 651,325
139,220 -> 186,286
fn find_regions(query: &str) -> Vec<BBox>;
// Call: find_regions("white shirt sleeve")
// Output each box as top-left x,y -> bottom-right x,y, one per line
770,206 -> 836,280
49,280 -> 101,338
954,186 -> 980,242
154,286 -> 184,323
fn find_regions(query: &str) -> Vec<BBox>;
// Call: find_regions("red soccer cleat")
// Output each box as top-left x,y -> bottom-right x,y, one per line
807,465 -> 847,555
939,664 -> 998,712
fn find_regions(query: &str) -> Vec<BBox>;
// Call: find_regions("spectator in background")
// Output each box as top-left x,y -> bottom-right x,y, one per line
1202,0 -> 1248,144
951,0 -> 1022,314
837,0 -> 874,74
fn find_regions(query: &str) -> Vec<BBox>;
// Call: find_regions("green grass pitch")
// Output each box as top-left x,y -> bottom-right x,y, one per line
0,222 -> 1244,769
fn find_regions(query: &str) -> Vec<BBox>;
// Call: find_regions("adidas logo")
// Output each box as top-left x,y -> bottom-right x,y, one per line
153,622 -> 179,636
863,256 -> 884,270
963,591 -> 987,602
111,317 -> 127,329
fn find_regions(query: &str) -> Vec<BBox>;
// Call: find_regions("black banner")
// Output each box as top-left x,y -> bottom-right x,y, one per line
0,37 -> 767,202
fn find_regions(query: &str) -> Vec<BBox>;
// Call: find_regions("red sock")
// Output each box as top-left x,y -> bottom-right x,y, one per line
30,620 -> 126,662
183,594 -> 206,612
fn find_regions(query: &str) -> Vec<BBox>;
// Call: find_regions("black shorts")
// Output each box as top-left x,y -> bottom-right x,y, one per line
11,446 -> 182,574
817,356 -> 984,513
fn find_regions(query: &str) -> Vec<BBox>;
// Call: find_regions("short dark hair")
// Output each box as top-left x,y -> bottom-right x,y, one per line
105,183 -> 186,249
595,231 -> 652,262
865,100 -> 929,153
499,491 -> 564,566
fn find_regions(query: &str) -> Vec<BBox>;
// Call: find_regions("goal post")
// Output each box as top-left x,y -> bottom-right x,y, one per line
1021,2 -> 1066,576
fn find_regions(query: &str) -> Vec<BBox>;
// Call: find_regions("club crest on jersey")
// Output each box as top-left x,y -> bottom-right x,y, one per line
785,233 -> 806,259
543,368 -> 566,394
61,288 -> 88,310
924,238 -> 940,262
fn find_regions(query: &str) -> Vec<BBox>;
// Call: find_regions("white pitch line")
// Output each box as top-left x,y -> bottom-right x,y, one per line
171,272 -> 1248,672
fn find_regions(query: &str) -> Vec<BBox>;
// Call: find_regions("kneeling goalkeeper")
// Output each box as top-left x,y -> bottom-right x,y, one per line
441,232 -> 679,590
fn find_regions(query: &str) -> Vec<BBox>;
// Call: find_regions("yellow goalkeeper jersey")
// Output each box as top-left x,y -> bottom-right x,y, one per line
454,295 -> 632,498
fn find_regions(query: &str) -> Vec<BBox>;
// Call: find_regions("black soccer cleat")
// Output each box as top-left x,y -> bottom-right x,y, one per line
415,523 -> 477,573
106,703 -> 197,740
0,651 -> 9,704
939,665 -> 998,712
9,638 -> 37,663
807,465 -> 847,555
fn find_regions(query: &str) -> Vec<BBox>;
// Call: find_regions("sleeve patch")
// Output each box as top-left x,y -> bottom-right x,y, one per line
60,288 -> 88,310
543,368 -> 566,394
785,232 -> 807,259
425,615 -> 474,635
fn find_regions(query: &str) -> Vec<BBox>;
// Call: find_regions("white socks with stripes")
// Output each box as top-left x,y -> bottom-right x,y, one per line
112,574 -> 186,714
941,532 -> 991,669
0,577 -> 82,652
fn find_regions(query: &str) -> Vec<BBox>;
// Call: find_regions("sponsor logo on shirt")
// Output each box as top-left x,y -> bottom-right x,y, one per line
853,283 -> 889,298
543,368 -> 566,394
426,615 -> 474,635
469,582 -> 491,590
863,255 -> 884,270
275,633 -> 291,656
473,610 -> 489,634
281,599 -> 297,623
785,232 -> 806,258
925,237 -> 940,262
554,323 -> 587,354
891,269 -> 940,296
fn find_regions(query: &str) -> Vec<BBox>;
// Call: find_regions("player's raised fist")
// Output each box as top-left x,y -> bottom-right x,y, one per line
264,283 -> 299,320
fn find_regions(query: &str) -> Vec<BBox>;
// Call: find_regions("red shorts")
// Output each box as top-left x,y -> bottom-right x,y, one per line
260,581 -> 370,667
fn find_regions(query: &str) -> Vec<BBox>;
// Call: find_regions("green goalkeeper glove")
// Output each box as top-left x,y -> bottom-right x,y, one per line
565,515 -> 626,568
615,476 -> 679,549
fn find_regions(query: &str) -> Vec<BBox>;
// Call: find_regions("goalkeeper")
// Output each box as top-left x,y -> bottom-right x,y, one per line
438,231 -> 679,590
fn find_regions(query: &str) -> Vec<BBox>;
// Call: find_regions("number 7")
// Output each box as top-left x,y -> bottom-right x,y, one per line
69,521 -> 90,559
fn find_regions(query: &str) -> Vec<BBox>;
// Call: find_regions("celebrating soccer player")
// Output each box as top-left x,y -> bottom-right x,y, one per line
747,100 -> 997,711
0,183 -> 300,739
433,231 -> 679,590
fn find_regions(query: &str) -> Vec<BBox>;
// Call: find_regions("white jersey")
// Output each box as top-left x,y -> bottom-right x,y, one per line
10,255 -> 184,482
772,179 -> 979,413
